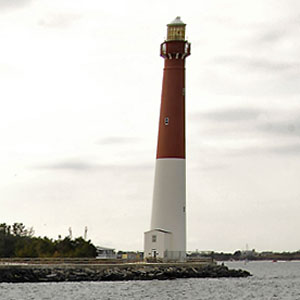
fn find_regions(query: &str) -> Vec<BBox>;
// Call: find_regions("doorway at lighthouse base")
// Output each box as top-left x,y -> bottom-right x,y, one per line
144,228 -> 186,262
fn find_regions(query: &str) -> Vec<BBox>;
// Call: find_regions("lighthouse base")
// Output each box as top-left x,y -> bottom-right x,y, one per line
144,229 -> 186,262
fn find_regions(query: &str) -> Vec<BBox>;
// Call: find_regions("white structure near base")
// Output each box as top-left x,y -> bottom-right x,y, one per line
144,159 -> 186,261
144,228 -> 171,259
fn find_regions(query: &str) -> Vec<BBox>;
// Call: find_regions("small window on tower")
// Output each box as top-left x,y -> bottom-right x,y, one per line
164,117 -> 169,125
152,235 -> 157,243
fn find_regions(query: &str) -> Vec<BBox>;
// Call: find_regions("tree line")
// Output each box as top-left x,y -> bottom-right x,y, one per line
0,223 -> 97,258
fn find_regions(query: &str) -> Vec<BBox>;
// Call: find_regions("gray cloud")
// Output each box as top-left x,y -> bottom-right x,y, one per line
191,108 -> 300,137
36,160 -> 95,171
214,56 -> 300,73
0,0 -> 31,10
98,137 -> 140,145
194,162 -> 229,172
214,17 -> 300,75
190,107 -> 262,123
244,143 -> 300,156
220,143 -> 300,157
259,30 -> 285,44
190,107 -> 300,158
38,13 -> 82,28
257,11 -> 300,46
34,159 -> 152,172
270,143 -> 300,155
258,121 -> 300,136
248,59 -> 300,73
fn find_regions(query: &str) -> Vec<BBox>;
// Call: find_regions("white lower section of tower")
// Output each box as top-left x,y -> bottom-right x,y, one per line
144,159 -> 186,261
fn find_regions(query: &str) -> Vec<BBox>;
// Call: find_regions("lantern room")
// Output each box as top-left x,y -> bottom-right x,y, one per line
167,16 -> 186,41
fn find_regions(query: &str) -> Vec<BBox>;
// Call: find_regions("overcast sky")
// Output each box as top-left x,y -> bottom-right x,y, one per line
1,0 -> 300,253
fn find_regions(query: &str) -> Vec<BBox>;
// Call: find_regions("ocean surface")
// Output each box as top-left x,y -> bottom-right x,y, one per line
1,261 -> 300,299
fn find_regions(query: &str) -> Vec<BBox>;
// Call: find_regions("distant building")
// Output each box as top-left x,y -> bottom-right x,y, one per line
117,251 -> 143,261
96,246 -> 116,259
240,249 -> 257,259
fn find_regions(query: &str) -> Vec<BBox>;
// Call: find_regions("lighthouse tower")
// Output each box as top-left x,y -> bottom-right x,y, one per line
144,17 -> 191,261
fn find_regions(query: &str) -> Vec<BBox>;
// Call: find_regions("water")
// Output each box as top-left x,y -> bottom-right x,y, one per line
1,261 -> 300,299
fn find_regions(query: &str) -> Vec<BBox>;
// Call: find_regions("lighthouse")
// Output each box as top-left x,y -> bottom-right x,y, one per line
144,17 -> 191,261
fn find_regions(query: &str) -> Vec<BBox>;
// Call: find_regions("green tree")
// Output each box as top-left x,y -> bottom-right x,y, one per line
15,237 -> 38,257
0,223 -> 10,235
35,237 -> 55,257
72,238 -> 97,257
0,222 -> 97,258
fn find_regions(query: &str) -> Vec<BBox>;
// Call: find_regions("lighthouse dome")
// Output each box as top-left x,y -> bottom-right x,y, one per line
169,16 -> 185,26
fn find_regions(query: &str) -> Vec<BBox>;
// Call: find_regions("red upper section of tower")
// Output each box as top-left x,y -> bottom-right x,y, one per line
156,18 -> 190,159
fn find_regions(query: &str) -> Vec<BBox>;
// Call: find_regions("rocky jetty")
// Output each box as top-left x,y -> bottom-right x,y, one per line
0,263 -> 250,283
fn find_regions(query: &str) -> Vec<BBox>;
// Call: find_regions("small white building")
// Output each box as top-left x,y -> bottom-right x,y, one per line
144,228 -> 185,261
144,228 -> 171,260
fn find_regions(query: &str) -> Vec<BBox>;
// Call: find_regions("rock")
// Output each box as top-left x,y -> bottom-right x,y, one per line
0,263 -> 251,283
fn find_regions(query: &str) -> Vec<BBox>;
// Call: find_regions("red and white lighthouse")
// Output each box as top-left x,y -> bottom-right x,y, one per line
144,17 -> 191,261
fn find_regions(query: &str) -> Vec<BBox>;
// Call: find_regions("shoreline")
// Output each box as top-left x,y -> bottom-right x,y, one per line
0,262 -> 251,283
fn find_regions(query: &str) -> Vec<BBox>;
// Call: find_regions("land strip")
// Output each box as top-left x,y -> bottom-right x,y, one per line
0,262 -> 250,282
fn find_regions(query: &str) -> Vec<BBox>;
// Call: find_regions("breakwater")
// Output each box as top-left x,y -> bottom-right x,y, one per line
0,263 -> 250,282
